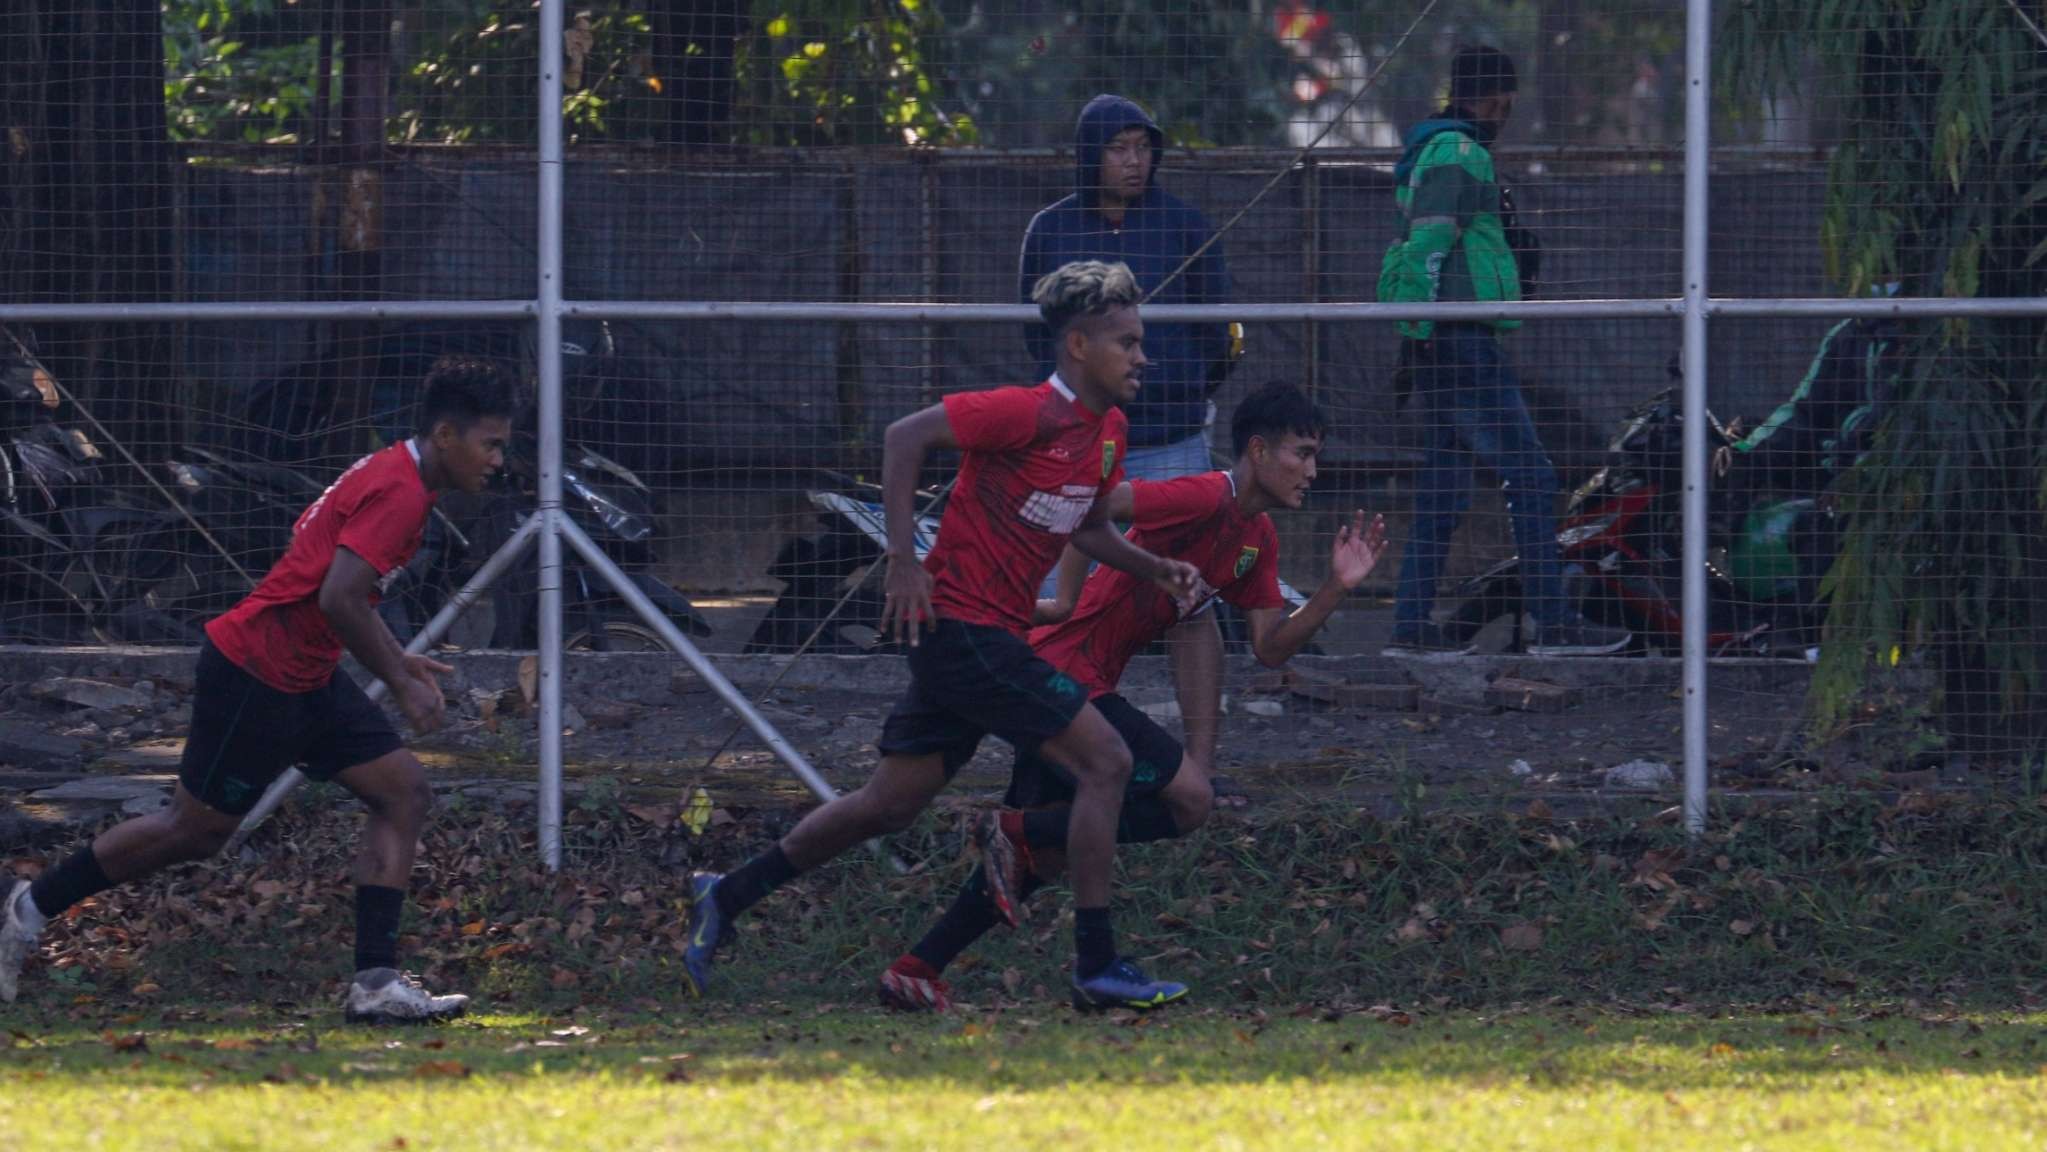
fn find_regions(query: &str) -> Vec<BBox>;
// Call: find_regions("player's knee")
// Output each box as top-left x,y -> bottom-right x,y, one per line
401,773 -> 437,823
1074,743 -> 1133,787
1168,781 -> 1213,833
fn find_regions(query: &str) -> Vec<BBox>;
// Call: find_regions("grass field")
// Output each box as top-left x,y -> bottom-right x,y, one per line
8,790 -> 2047,1148
5,1001 -> 2047,1150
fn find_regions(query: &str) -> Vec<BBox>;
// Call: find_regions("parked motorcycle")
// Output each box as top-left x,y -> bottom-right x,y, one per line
1443,386 -> 1834,657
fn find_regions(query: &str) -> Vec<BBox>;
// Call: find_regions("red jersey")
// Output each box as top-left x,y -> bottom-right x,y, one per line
925,377 -> 1127,635
206,441 -> 435,693
1030,471 -> 1284,697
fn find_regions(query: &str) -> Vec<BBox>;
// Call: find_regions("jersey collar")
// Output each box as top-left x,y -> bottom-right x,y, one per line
1047,373 -> 1076,402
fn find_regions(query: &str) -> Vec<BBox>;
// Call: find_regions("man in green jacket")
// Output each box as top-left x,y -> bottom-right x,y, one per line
1378,45 -> 1628,657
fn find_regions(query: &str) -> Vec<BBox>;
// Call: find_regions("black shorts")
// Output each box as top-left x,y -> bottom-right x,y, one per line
1004,692 -> 1184,809
876,619 -> 1090,777
178,641 -> 404,815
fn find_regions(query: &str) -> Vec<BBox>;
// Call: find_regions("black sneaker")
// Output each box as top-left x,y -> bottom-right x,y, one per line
1382,621 -> 1470,655
1524,615 -> 1632,657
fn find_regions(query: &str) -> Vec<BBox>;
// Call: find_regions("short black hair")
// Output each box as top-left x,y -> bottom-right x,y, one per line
1230,381 -> 1328,458
1449,45 -> 1518,104
416,355 -> 517,436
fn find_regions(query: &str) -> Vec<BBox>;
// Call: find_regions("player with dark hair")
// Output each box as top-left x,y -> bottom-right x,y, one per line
878,382 -> 1389,1012
681,260 -> 1204,1010
0,356 -> 515,1022
1379,44 -> 1630,656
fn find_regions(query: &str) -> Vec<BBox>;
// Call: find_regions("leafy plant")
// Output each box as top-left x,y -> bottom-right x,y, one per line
1722,0 -> 2047,760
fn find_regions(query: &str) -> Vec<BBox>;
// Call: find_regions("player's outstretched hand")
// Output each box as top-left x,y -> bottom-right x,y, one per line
882,551 -> 936,648
1331,510 -> 1390,590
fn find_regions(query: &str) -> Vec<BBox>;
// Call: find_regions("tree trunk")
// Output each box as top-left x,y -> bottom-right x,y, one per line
0,0 -> 180,456
650,0 -> 746,148
323,0 -> 391,458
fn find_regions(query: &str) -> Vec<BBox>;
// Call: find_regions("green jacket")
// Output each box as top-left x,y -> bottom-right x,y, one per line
1377,117 -> 1520,341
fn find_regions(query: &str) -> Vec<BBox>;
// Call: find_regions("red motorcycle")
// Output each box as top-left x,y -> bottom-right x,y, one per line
1444,387 -> 1831,658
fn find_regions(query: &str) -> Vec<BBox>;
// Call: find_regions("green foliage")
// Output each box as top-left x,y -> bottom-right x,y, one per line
1721,0 -> 2047,757
161,0 -> 324,143
738,0 -> 974,146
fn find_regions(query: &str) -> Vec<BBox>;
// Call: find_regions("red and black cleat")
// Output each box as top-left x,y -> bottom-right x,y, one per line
878,956 -> 954,1013
973,810 -> 1031,929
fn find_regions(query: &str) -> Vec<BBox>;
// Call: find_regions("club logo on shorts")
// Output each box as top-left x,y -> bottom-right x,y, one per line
1102,441 -> 1118,480
1234,546 -> 1260,580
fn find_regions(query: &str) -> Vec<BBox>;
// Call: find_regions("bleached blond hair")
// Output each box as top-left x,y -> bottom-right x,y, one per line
1032,260 -> 1140,337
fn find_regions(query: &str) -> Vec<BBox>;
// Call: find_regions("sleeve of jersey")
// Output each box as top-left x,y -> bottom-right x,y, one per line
1222,523 -> 1287,611
1130,472 -> 1225,531
942,388 -> 1043,453
335,479 -> 428,575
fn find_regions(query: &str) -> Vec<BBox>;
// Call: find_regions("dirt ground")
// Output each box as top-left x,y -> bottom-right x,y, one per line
0,599 -> 1832,845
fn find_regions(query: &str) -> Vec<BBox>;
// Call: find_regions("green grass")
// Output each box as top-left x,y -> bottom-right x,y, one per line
5,1003 -> 2047,1150
10,789 -> 2047,1146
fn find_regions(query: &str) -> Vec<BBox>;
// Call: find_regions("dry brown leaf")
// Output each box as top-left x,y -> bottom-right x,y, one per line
460,920 -> 487,938
413,1060 -> 471,1079
1499,921 -> 1545,952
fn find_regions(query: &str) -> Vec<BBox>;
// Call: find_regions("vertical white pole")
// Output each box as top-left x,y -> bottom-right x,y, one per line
536,0 -> 567,869
1680,0 -> 1713,835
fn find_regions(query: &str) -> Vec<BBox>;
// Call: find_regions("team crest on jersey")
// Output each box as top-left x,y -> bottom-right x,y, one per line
1234,546 -> 1260,579
1101,441 -> 1118,480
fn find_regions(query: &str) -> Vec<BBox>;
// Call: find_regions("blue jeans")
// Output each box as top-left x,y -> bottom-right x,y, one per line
1393,329 -> 1568,628
1039,407 -> 1215,598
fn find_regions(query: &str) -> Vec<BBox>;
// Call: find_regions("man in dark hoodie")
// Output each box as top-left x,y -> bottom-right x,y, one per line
1021,95 -> 1244,802
1376,46 -> 1630,657
1021,95 -> 1234,478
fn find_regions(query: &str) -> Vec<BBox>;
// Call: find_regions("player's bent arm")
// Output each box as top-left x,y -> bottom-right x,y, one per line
1244,577 -> 1350,669
1033,545 -> 1090,626
1037,482 -> 1133,623
319,547 -> 417,692
879,405 -> 958,560
1068,516 -> 1168,582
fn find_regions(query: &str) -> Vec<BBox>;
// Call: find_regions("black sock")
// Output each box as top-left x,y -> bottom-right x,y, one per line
908,866 -> 1003,973
715,844 -> 798,919
29,847 -> 114,918
1023,796 -> 1183,850
1074,906 -> 1116,978
354,885 -> 405,973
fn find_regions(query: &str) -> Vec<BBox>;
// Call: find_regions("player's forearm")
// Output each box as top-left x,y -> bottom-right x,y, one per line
1070,521 -> 1164,579
323,597 -> 411,691
880,416 -> 938,561
1051,545 -> 1090,611
1254,577 -> 1349,668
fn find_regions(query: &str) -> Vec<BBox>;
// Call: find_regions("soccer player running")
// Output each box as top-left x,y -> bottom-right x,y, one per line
0,357 -> 512,1022
878,382 -> 1388,1012
682,261 -> 1202,1009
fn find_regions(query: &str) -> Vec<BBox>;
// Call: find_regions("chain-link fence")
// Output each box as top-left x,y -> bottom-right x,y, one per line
1,0 -> 2042,862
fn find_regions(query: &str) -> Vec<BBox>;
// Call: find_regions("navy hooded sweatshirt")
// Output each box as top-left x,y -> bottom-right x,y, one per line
1019,95 -> 1233,448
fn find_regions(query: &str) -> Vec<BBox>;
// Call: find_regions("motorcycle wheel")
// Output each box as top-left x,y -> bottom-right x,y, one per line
567,619 -> 676,653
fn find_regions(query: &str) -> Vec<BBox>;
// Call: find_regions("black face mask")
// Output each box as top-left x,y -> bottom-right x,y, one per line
1444,103 -> 1503,146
